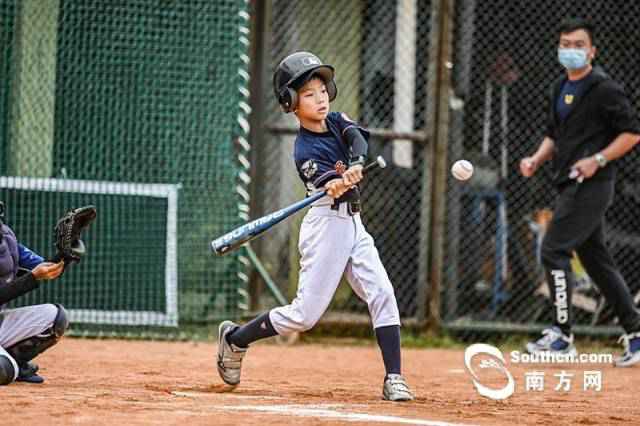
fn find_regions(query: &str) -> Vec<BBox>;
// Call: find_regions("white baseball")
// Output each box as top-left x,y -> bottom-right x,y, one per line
451,159 -> 474,181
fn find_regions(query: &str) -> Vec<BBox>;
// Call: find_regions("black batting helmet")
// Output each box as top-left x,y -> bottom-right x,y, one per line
273,51 -> 337,113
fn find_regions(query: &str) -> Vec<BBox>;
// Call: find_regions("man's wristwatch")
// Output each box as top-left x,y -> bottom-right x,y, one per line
594,153 -> 608,168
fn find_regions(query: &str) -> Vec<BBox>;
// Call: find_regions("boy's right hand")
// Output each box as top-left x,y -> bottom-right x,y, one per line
325,178 -> 350,199
32,261 -> 65,281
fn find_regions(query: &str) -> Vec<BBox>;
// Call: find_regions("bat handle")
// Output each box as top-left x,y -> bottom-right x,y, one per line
363,155 -> 387,173
318,156 -> 385,198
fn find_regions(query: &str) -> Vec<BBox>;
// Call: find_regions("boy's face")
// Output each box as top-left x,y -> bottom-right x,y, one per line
295,77 -> 329,121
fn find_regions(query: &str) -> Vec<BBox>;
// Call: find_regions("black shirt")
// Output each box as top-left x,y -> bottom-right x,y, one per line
545,66 -> 640,186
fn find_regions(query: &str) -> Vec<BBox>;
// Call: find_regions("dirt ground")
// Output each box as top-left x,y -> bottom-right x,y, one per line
2,337 -> 639,425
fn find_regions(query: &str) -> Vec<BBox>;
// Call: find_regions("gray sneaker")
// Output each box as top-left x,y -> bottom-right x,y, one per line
382,374 -> 414,401
526,326 -> 577,356
216,321 -> 247,386
614,332 -> 640,367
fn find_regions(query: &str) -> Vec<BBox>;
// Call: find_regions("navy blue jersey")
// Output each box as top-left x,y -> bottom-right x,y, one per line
294,112 -> 369,194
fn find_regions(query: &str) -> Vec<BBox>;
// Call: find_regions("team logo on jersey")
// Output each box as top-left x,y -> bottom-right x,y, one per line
564,94 -> 574,104
301,159 -> 318,179
334,161 -> 346,175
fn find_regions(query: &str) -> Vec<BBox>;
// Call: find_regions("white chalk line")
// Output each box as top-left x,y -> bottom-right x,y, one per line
170,391 -> 283,400
215,403 -> 477,426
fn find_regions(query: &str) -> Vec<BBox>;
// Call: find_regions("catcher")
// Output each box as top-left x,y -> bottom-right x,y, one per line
0,202 -> 96,385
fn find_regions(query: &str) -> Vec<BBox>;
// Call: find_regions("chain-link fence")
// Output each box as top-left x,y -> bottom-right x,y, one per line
251,0 -> 640,338
250,0 -> 435,323
443,0 -> 640,337
4,0 -> 637,341
1,0 -> 251,337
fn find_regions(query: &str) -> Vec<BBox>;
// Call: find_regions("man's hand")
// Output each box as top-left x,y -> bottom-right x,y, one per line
342,164 -> 363,186
519,157 -> 539,177
571,156 -> 599,180
32,261 -> 65,281
325,179 -> 350,199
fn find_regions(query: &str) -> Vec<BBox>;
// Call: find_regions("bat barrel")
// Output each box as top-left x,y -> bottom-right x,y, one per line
211,190 -> 327,256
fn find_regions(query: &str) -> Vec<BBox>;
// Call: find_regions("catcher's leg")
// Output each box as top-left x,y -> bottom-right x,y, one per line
2,304 -> 69,383
0,347 -> 18,385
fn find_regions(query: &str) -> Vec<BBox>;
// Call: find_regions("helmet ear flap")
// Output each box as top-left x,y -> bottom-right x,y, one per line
279,87 -> 298,113
326,80 -> 337,102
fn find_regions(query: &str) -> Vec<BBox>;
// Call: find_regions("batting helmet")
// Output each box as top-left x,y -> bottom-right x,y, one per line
273,51 -> 337,113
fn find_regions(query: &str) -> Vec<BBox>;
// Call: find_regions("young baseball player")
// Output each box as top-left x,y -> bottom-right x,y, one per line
217,52 -> 414,401
0,201 -> 68,385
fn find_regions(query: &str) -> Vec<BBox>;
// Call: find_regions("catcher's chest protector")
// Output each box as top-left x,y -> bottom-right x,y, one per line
0,225 -> 19,285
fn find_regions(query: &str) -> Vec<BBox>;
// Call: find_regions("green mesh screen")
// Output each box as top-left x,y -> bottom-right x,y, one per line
0,0 -> 15,172
3,184 -> 170,316
0,0 -> 251,336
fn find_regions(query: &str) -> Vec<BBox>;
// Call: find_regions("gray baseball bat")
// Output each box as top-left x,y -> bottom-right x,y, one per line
210,156 -> 387,256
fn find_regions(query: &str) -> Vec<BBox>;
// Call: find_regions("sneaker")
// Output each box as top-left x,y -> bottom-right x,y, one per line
15,362 -> 44,384
216,320 -> 247,386
614,332 -> 640,367
382,374 -> 414,401
526,326 -> 577,356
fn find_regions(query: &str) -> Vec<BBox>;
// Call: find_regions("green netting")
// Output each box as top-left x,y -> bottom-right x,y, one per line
0,0 -> 15,172
0,0 -> 251,336
3,186 -> 169,313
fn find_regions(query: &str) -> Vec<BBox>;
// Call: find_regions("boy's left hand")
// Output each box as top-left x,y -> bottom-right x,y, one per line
342,165 -> 363,186
325,179 -> 350,198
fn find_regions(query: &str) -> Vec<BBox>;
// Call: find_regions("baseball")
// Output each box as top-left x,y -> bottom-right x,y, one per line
451,159 -> 474,181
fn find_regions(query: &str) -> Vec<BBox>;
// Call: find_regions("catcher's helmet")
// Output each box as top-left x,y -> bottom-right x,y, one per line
273,51 -> 337,113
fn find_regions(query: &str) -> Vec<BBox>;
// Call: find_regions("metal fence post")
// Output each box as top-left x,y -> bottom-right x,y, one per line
417,0 -> 455,331
247,0 -> 271,310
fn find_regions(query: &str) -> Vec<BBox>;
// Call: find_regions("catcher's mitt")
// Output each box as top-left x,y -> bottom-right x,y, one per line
54,205 -> 97,264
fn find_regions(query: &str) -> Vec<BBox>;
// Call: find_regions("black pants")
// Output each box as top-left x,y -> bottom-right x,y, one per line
541,179 -> 640,334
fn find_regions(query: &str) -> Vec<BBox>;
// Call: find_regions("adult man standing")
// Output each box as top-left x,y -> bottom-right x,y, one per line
520,18 -> 640,366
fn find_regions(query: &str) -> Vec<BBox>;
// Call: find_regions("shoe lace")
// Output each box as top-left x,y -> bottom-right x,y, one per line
387,376 -> 412,394
536,328 -> 560,346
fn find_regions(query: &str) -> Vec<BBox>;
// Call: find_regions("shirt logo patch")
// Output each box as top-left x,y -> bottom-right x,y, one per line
335,161 -> 346,175
564,94 -> 574,105
301,159 -> 318,179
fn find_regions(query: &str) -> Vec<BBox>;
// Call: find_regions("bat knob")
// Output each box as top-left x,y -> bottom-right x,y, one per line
376,156 -> 387,169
